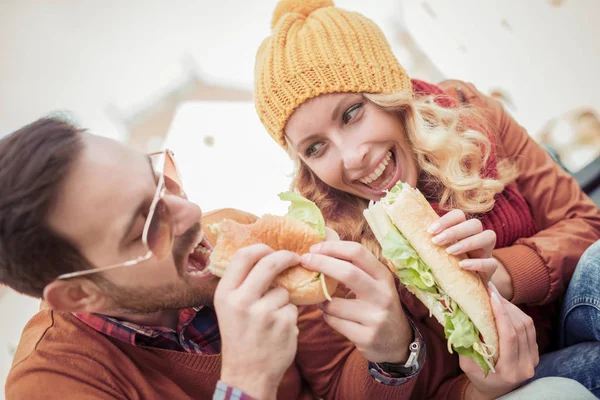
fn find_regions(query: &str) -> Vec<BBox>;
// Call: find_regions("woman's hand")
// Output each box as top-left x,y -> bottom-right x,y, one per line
300,240 -> 413,364
428,209 -> 498,286
463,283 -> 539,400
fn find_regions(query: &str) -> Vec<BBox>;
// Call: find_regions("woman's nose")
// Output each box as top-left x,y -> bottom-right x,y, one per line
342,142 -> 369,171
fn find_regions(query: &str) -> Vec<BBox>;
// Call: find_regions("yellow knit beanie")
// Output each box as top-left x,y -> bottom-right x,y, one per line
254,0 -> 412,148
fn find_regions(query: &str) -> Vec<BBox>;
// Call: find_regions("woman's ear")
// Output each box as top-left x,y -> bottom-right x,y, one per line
43,278 -> 108,313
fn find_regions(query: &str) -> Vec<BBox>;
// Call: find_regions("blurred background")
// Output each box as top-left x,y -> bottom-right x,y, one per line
1,0 -> 600,396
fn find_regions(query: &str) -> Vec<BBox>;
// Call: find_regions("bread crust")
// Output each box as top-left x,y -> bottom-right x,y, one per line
208,215 -> 338,305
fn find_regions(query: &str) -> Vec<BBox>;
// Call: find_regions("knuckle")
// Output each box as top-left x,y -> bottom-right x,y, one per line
363,329 -> 377,346
348,243 -> 366,260
525,365 -> 535,380
471,218 -> 483,231
341,268 -> 360,284
514,320 -> 527,336
230,298 -> 247,314
505,331 -> 518,346
506,372 -> 520,386
380,290 -> 398,309
451,209 -> 466,221
524,316 -> 535,332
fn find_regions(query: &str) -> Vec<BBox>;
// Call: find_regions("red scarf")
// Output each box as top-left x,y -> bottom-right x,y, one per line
411,79 -> 538,248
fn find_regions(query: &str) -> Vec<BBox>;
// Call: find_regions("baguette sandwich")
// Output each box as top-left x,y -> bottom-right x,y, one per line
364,182 -> 498,374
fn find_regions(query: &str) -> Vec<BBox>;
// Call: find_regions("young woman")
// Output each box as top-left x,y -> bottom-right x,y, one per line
253,0 -> 600,398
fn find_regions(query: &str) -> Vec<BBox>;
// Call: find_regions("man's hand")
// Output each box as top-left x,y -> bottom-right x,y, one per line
214,244 -> 300,400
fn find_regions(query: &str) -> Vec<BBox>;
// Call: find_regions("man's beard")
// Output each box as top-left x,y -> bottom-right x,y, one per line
92,223 -> 218,314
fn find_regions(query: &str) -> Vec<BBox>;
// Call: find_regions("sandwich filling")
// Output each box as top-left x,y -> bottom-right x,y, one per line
366,183 -> 496,374
278,191 -> 332,301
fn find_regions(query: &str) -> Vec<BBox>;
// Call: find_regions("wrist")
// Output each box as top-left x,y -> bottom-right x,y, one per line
387,313 -> 415,363
220,372 -> 277,400
376,316 -> 425,378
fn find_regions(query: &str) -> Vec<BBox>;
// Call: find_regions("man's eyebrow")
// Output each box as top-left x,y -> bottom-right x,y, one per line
119,155 -> 155,247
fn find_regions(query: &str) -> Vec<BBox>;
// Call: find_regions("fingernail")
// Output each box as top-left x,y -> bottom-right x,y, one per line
459,260 -> 473,269
446,243 -> 461,254
488,281 -> 500,295
310,243 -> 321,252
428,222 -> 441,234
431,233 -> 446,245
491,291 -> 502,306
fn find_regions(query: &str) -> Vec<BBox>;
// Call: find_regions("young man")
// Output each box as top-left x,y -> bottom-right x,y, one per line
0,117 -> 419,399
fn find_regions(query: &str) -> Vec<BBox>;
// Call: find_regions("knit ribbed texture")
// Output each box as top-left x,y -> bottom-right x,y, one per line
254,0 -> 412,147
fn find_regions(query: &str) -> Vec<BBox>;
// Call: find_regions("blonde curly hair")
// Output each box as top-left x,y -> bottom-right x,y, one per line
286,89 -> 517,258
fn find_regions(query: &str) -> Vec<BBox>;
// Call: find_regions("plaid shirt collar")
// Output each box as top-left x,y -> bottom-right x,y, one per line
75,306 -> 221,355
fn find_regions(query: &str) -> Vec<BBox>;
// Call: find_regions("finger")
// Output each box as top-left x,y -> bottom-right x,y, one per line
488,284 -> 519,366
300,252 -> 374,297
307,240 -> 389,280
502,299 -> 531,365
218,244 -> 274,291
459,258 -> 498,284
241,250 -> 301,300
459,354 -> 485,378
446,230 -> 496,257
276,302 -> 299,325
321,312 -> 366,344
427,209 -> 467,235
432,217 -> 482,246
319,298 -> 371,325
502,296 -> 538,367
257,287 -> 290,311
324,226 -> 340,242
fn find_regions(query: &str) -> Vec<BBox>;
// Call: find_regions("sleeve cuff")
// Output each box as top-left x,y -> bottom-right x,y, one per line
368,362 -> 419,386
493,244 -> 550,304
213,381 -> 255,400
367,315 -> 424,386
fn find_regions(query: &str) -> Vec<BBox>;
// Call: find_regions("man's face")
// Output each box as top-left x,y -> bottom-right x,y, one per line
47,134 -> 219,314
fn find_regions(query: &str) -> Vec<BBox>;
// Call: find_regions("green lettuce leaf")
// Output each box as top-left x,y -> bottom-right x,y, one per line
445,308 -> 479,350
279,191 -> 325,239
444,308 -> 490,374
454,345 -> 490,375
381,226 -> 437,293
383,181 -> 403,206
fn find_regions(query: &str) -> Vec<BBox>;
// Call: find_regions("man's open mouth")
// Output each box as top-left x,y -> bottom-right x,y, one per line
187,233 -> 213,278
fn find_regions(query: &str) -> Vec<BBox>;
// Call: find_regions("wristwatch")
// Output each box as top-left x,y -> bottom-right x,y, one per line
377,322 -> 426,378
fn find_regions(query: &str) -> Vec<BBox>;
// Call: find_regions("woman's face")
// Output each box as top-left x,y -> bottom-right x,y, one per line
285,92 -> 419,201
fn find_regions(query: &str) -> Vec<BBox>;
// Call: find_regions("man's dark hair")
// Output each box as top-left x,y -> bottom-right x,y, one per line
0,117 -> 90,297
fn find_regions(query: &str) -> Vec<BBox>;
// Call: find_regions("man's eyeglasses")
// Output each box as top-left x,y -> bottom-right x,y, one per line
57,149 -> 185,280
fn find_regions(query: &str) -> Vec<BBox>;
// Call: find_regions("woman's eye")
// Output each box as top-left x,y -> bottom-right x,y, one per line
305,142 -> 323,157
343,103 -> 363,124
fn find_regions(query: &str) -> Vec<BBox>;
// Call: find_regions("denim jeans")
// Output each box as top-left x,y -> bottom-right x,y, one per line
500,377 -> 596,400
530,240 -> 600,397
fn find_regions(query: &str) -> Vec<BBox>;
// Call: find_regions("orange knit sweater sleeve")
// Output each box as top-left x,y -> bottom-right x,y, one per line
440,80 -> 600,305
295,305 -> 419,399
